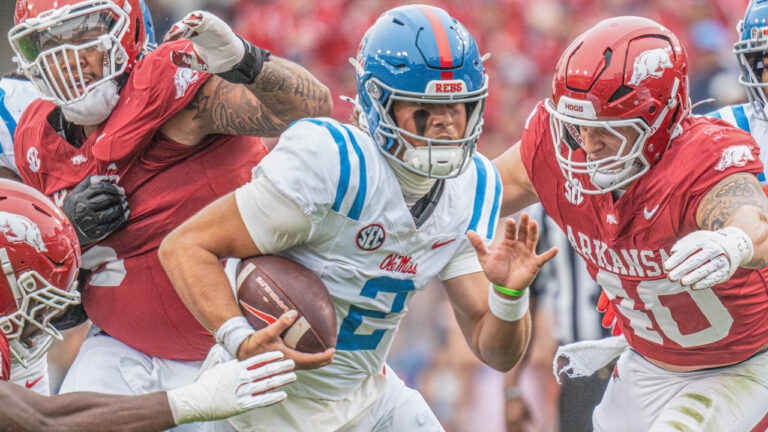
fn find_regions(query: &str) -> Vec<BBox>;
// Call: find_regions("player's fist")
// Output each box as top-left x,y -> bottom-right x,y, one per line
238,310 -> 335,371
468,214 -> 558,292
664,227 -> 754,290
164,11 -> 245,74
166,351 -> 296,425
62,175 -> 129,246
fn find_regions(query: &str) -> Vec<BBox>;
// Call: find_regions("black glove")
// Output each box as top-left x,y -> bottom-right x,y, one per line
50,303 -> 89,331
62,175 -> 130,246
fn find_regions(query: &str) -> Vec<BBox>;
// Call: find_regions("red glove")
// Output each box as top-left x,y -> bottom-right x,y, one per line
597,290 -> 622,336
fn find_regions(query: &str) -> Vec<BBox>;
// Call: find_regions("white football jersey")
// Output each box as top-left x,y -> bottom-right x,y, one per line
0,77 -> 37,176
707,103 -> 768,186
243,118 -> 501,400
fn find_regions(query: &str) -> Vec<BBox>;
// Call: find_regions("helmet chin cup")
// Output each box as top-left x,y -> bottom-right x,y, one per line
402,147 -> 464,177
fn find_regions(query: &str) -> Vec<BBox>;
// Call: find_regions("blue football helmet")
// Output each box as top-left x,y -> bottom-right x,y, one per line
139,0 -> 156,49
735,0 -> 768,121
351,5 -> 487,178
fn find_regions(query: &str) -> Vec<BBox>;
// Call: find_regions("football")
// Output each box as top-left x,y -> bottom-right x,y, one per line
236,255 -> 337,353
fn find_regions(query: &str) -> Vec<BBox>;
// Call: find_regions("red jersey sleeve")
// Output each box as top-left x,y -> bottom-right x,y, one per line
91,40 -> 212,162
0,332 -> 10,381
668,117 -> 763,228
518,101 -> 550,185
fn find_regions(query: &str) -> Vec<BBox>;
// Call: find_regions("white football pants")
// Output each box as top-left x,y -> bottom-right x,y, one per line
59,327 -> 204,432
593,349 -> 768,432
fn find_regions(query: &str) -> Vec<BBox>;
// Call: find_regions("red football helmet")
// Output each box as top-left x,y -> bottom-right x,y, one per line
546,16 -> 690,194
9,0 -> 146,105
0,180 -> 81,367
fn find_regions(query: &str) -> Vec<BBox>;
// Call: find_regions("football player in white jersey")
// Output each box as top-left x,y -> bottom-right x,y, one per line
159,5 -> 557,432
709,0 -> 768,190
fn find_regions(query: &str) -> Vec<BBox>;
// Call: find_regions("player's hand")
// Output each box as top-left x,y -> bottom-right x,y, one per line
468,214 -> 558,291
163,11 -> 245,74
237,310 -> 335,370
596,291 -> 622,336
166,351 -> 296,425
61,175 -> 129,246
664,227 -> 753,290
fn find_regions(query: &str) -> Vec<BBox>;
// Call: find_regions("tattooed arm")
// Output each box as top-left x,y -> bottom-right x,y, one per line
163,57 -> 332,145
696,172 -> 768,268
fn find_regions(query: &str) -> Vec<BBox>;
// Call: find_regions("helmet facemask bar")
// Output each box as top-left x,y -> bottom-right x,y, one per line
735,42 -> 768,122
0,269 -> 80,367
9,0 -> 130,106
363,73 -> 488,179
546,102 -> 652,195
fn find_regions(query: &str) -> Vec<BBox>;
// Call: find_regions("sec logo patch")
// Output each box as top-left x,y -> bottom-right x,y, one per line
357,224 -> 385,251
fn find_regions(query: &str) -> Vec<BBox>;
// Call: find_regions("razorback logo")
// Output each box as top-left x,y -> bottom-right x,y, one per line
627,48 -> 672,86
716,145 -> 755,171
0,211 -> 47,252
174,67 -> 199,99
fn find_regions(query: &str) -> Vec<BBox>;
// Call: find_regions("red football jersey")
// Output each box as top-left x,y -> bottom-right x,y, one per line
0,332 -> 9,381
14,41 -> 268,361
521,101 -> 768,367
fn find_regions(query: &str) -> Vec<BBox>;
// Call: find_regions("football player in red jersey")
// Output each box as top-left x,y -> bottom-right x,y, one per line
0,179 -> 298,431
494,16 -> 768,431
7,0 -> 332,423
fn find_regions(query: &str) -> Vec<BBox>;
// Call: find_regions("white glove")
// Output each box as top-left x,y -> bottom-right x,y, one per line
163,11 -> 245,73
166,351 -> 296,425
664,227 -> 754,290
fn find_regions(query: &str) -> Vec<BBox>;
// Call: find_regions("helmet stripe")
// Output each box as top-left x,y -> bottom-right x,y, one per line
418,6 -> 454,80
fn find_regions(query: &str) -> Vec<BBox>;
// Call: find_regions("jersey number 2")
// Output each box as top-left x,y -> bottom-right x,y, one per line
337,277 -> 415,351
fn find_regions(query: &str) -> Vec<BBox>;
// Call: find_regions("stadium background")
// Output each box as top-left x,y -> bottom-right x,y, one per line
0,0 -> 752,430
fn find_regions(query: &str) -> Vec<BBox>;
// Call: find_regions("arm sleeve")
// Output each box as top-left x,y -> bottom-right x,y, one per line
438,242 -> 483,281
254,119 -> 341,223
235,170 -> 312,254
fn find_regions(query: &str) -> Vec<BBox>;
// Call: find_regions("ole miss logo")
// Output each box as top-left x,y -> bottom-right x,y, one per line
357,223 -> 385,251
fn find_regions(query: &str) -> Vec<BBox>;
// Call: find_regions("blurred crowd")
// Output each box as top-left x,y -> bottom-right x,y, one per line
148,0 -> 749,160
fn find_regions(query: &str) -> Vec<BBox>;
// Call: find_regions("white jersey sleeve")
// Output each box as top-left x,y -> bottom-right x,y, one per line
235,169 -> 312,254
437,242 -> 482,280
0,78 -> 38,176
252,119 -> 345,224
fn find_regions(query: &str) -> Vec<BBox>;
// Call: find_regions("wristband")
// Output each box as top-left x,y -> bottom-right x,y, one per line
488,284 -> 530,322
214,316 -> 255,358
217,37 -> 271,84
492,283 -> 527,297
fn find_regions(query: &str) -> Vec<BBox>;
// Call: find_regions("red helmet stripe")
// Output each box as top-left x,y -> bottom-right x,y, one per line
418,6 -> 454,80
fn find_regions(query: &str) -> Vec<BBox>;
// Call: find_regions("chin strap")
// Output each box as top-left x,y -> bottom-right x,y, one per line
410,180 -> 445,228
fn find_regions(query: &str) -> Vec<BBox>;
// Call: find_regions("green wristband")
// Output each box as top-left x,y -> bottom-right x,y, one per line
493,283 -> 527,297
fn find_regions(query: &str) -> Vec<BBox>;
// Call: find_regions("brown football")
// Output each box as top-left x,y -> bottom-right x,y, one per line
236,255 -> 337,353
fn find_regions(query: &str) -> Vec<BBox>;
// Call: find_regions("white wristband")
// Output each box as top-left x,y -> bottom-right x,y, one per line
488,284 -> 530,322
214,316 -> 255,358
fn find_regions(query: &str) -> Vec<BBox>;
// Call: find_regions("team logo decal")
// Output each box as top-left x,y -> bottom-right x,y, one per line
26,147 -> 40,173
627,48 -> 673,86
0,212 -> 47,252
71,155 -> 87,166
174,67 -> 199,99
564,179 -> 585,207
716,145 -> 755,171
357,223 -> 386,251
